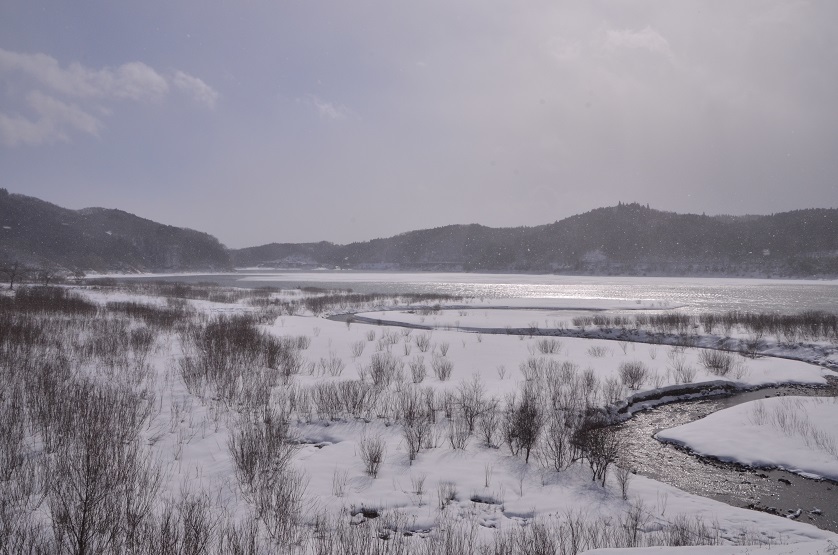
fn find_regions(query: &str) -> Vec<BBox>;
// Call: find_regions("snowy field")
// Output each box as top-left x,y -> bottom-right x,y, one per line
657,397 -> 838,481
2,282 -> 837,553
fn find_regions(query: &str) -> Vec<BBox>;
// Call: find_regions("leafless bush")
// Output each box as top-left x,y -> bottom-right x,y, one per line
367,352 -> 402,387
399,387 -> 433,462
46,380 -> 161,555
312,382 -> 342,420
519,356 -> 545,382
409,355 -> 426,383
601,377 -> 624,404
477,398 -> 502,448
256,465 -> 309,548
447,417 -> 471,450
436,342 -> 450,356
572,412 -> 621,486
587,345 -> 609,358
536,338 -> 562,354
228,407 -> 296,495
332,468 -> 349,497
540,411 -> 577,472
698,349 -> 734,376
742,332 -> 765,358
350,340 -> 366,358
359,434 -> 386,478
294,334 -> 311,350
614,465 -> 633,500
619,360 -> 649,390
457,375 -> 486,433
504,385 -> 543,463
365,330 -> 376,342
414,333 -> 432,352
337,380 -> 374,419
318,351 -> 346,377
437,481 -> 458,510
432,355 -> 453,381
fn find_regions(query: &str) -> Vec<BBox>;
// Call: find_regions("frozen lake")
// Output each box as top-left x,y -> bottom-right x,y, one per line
119,271 -> 838,313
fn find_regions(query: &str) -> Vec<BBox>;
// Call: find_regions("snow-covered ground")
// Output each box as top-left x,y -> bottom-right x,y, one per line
587,539 -> 838,554
657,397 -> 838,481
51,285 -> 838,551
356,302 -> 669,331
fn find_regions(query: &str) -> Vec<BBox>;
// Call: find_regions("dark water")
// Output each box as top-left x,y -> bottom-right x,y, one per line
115,271 -> 838,313
612,382 -> 838,532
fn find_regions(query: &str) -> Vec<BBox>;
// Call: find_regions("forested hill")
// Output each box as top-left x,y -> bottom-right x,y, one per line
233,204 -> 838,277
3,190 -> 834,277
0,189 -> 231,273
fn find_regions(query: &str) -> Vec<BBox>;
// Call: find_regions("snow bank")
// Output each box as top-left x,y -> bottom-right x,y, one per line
657,397 -> 838,481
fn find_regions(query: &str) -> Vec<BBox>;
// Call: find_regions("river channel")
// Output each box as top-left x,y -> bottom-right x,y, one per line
612,380 -> 838,533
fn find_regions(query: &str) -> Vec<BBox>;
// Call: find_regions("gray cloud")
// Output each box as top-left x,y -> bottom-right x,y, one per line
0,48 -> 218,146
172,70 -> 219,109
0,91 -> 102,146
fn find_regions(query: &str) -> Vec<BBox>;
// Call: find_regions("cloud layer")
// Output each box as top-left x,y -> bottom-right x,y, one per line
0,48 -> 217,146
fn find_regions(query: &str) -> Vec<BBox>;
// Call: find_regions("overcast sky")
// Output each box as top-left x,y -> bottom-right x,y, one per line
1,1 -> 836,248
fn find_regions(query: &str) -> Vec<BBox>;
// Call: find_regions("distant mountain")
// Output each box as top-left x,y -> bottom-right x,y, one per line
232,203 -> 838,278
0,189 -> 231,273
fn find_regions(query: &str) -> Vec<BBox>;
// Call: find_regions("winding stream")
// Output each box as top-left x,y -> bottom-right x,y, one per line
612,381 -> 838,533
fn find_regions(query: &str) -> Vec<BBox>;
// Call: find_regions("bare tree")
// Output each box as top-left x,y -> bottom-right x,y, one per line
573,412 -> 621,486
504,385 -> 543,463
0,261 -> 23,290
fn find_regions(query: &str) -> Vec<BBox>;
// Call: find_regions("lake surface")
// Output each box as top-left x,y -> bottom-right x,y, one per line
120,271 -> 838,313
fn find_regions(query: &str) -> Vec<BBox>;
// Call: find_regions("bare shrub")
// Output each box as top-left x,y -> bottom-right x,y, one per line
447,417 -> 471,450
457,375 -> 486,433
317,351 -> 346,377
359,434 -> 386,478
436,342 -> 450,356
367,352 -> 401,387
437,481 -> 458,510
477,398 -> 502,448
432,355 -> 453,381
536,338 -> 561,354
573,412 -> 621,486
256,466 -> 309,547
294,334 -> 311,350
228,407 -> 296,494
619,360 -> 649,390
601,377 -> 624,405
540,411 -> 576,472
414,333 -> 432,352
399,387 -> 433,462
350,340 -> 365,358
409,355 -> 426,383
365,330 -> 376,342
698,349 -> 734,376
614,465 -> 633,500
46,381 -> 161,555
666,351 -> 696,384
337,380 -> 373,419
504,385 -> 543,463
519,356 -> 545,382
587,345 -> 609,358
